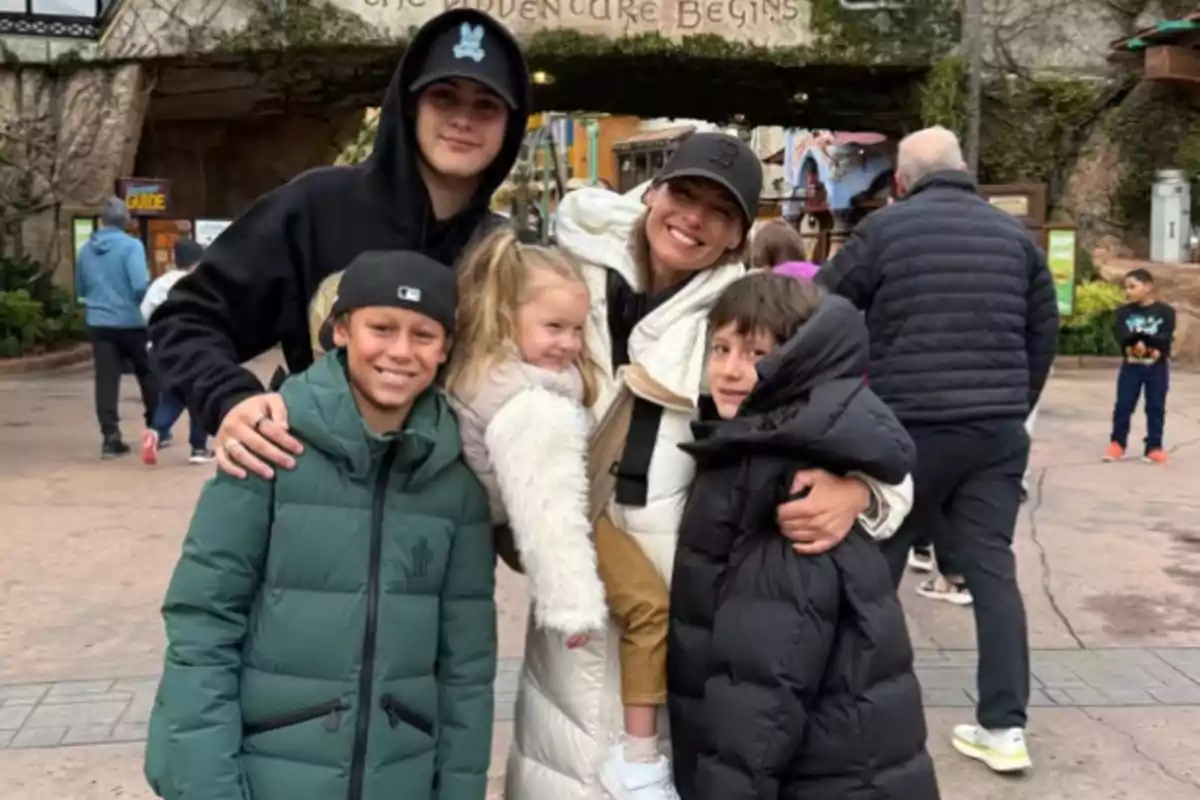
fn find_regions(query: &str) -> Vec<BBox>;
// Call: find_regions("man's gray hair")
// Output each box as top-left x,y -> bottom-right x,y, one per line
100,196 -> 130,229
895,126 -> 967,187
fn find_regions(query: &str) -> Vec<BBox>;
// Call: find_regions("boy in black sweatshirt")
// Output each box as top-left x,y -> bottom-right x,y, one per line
1106,268 -> 1176,465
668,272 -> 939,800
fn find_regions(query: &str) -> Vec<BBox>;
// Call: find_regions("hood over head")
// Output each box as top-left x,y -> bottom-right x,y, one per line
364,9 -> 530,246
686,295 -> 913,484
88,226 -> 128,256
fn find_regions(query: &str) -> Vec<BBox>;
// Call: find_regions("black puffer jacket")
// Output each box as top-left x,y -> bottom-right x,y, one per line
668,296 -> 938,800
817,170 -> 1059,425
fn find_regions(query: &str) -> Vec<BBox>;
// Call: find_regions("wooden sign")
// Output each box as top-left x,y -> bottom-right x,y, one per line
979,183 -> 1047,227
116,178 -> 170,217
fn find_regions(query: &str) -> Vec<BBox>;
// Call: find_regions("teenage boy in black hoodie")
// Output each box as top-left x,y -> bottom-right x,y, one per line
668,272 -> 939,800
149,9 -> 530,480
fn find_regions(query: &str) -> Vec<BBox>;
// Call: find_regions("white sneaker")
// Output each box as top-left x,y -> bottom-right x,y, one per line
916,576 -> 974,606
598,743 -> 679,800
907,547 -> 935,574
952,724 -> 1032,773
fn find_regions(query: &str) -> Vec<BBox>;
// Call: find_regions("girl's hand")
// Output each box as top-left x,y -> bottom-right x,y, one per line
566,633 -> 590,649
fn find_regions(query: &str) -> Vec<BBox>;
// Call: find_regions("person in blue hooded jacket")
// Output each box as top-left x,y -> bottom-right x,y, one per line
75,196 -> 159,458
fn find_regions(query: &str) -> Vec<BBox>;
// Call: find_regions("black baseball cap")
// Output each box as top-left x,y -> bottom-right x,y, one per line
653,132 -> 763,230
321,251 -> 457,351
408,13 -> 520,110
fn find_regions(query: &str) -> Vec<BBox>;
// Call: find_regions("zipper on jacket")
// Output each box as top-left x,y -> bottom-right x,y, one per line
347,442 -> 398,800
379,693 -> 434,737
244,698 -> 347,736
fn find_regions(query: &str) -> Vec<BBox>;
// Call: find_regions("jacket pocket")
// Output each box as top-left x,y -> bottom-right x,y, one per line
379,694 -> 435,738
244,698 -> 347,737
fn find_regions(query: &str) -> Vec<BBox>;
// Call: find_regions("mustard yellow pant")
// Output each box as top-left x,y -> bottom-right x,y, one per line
594,513 -> 669,706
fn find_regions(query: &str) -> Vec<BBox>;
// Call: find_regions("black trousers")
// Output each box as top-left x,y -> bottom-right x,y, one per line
89,327 -> 158,439
882,419 -> 1031,730
1111,360 -> 1169,452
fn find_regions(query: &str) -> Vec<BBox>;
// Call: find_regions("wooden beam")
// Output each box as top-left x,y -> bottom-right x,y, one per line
1145,44 -> 1200,85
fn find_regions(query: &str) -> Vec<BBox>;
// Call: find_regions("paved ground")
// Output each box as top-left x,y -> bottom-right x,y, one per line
2,356 -> 1200,797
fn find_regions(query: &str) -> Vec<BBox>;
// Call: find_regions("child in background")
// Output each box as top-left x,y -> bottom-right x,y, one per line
669,272 -> 938,800
748,218 -> 819,280
145,251 -> 496,800
140,239 -> 212,465
446,228 -> 678,800
1106,268 -> 1176,464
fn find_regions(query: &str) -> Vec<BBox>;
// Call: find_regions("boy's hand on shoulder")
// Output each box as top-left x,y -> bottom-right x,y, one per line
216,393 -> 303,479
777,469 -> 870,555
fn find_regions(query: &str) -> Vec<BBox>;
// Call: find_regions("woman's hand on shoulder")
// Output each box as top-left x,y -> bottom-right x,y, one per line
215,393 -> 303,480
776,469 -> 871,555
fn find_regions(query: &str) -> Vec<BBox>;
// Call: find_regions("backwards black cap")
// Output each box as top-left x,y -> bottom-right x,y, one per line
654,132 -> 763,230
322,251 -> 457,351
409,14 -> 520,109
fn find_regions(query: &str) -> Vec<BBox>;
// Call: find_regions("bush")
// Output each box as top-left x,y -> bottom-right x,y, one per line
1058,280 -> 1125,356
0,289 -> 46,354
0,256 -> 87,358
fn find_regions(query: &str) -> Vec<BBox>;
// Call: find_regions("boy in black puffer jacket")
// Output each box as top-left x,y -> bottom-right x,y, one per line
668,272 -> 939,800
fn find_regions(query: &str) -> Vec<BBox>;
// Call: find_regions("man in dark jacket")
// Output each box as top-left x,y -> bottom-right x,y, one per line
149,9 -> 530,480
668,272 -> 938,800
817,126 -> 1059,775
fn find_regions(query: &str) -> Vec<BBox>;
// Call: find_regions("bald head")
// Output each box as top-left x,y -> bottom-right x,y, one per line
895,126 -> 966,195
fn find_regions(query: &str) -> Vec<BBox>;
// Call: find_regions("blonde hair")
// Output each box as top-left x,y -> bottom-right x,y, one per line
447,226 -> 600,407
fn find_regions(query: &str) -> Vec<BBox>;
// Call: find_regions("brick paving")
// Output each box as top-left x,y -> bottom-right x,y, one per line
4,647 -> 1200,750
6,359 -> 1200,796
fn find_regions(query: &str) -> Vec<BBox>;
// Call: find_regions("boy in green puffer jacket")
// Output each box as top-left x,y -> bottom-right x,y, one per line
145,251 -> 495,800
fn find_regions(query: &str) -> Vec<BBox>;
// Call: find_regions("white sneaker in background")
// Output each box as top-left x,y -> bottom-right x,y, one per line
599,742 -> 679,800
916,576 -> 974,606
188,448 -> 215,465
907,547 -> 935,574
952,724 -> 1032,773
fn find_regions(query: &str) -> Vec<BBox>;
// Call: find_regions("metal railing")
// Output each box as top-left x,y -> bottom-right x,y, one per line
0,0 -> 115,39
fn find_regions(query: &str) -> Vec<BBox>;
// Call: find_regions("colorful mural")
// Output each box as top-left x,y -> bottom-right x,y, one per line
781,130 -> 894,213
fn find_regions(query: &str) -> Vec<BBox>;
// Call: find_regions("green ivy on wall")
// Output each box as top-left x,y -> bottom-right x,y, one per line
1108,84 -> 1200,232
919,55 -> 966,138
979,76 -> 1101,187
918,58 -> 1105,204
216,0 -> 385,51
806,0 -> 959,64
217,0 -> 958,67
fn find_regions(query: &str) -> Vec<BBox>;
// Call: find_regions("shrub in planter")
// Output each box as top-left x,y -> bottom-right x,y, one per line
1058,280 -> 1126,357
0,257 -> 88,356
0,289 -> 46,356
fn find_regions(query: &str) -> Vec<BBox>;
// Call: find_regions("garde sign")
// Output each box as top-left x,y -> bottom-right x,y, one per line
116,178 -> 171,217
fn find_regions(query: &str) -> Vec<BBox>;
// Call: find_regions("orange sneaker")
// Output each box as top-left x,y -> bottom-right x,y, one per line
1103,442 -> 1125,462
1144,448 -> 1169,465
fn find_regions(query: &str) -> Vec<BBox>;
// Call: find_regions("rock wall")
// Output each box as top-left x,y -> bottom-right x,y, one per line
134,111 -> 366,219
0,63 -> 149,286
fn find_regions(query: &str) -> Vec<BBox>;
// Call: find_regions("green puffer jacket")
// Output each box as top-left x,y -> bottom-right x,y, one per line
144,350 -> 495,800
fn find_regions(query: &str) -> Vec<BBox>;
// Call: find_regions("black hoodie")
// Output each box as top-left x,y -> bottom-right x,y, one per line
667,296 -> 939,800
148,10 -> 530,433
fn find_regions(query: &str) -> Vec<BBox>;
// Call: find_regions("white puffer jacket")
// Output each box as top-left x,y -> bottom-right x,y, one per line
505,186 -> 914,800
